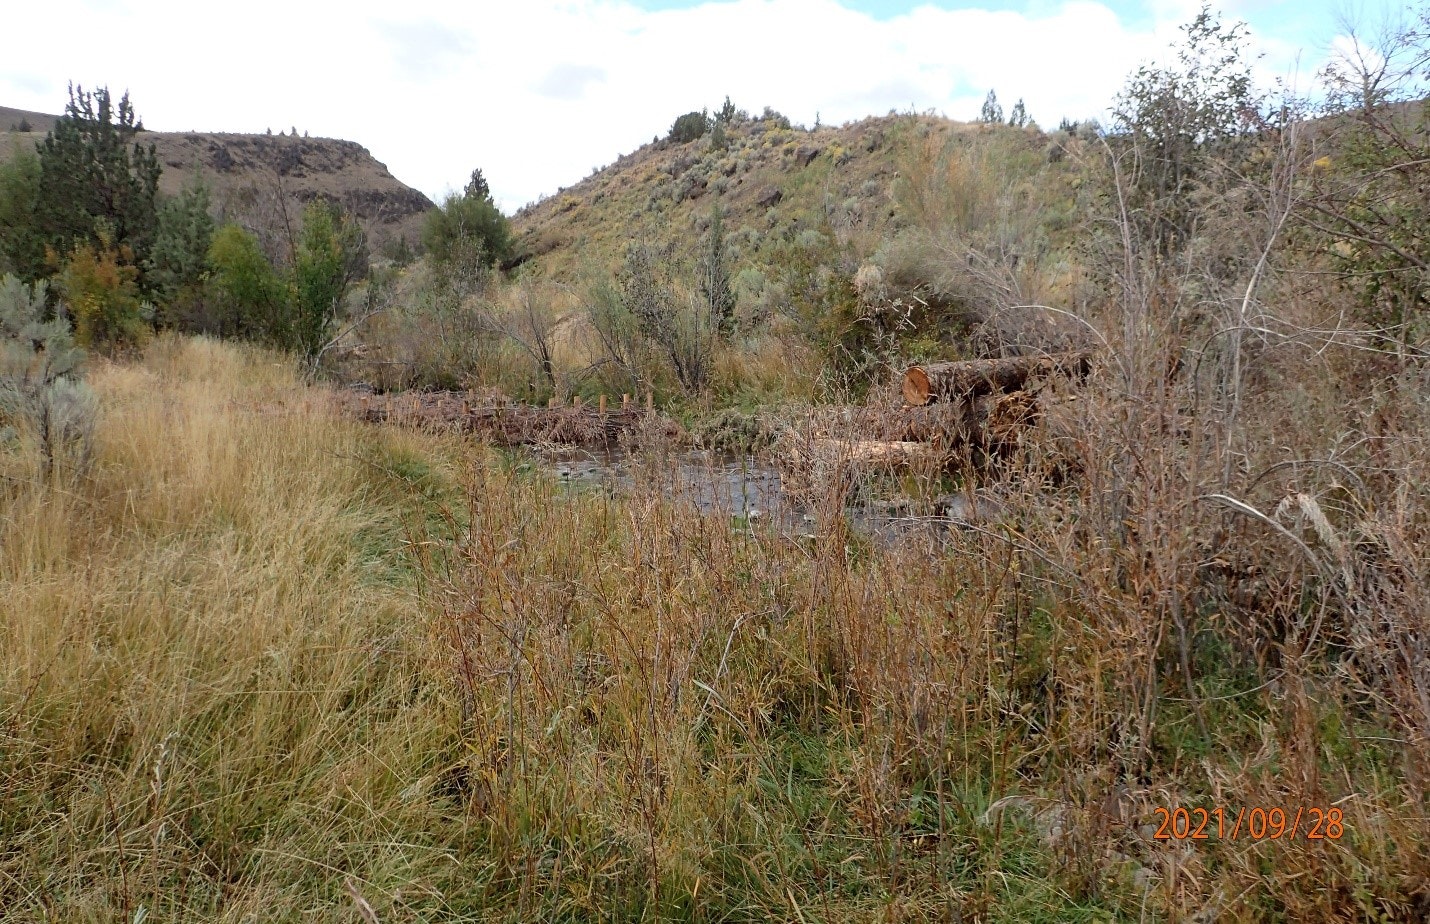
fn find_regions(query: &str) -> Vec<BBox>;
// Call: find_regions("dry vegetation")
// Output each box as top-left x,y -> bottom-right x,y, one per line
2,316 -> 1426,921
4,10 -> 1430,922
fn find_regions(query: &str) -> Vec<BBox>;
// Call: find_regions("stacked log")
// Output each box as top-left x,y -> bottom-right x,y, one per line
901,353 -> 1089,406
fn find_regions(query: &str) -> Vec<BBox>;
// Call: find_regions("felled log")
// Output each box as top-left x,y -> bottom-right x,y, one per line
902,353 -> 1088,406
808,439 -> 939,467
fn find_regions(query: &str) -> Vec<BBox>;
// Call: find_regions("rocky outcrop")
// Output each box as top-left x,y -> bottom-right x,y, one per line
148,133 -> 433,256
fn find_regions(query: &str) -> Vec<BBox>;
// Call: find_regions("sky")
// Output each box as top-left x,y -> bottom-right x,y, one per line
0,0 -> 1402,212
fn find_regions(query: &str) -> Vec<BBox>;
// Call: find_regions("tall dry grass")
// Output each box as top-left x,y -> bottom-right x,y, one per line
3,333 -> 1425,921
1,336 -> 466,920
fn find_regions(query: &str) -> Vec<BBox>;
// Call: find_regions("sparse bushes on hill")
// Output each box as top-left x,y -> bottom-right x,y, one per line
759,105 -> 791,129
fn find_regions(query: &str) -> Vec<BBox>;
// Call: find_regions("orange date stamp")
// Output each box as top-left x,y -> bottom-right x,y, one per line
1151,806 -> 1345,841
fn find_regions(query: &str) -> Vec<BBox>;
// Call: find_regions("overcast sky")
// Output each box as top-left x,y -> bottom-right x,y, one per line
0,0 -> 1395,211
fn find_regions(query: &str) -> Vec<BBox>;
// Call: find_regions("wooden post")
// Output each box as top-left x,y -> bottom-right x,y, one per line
462,399 -> 469,415
622,393 -> 631,409
573,395 -> 583,409
646,389 -> 654,413
599,394 -> 607,415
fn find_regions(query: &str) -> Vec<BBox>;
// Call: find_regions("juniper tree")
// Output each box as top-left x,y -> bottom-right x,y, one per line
147,178 -> 216,327
34,85 -> 160,291
979,90 -> 1004,123
697,206 -> 736,335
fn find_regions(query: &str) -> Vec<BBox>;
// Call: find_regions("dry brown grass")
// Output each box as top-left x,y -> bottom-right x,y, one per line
3,334 -> 1425,921
1,336 -> 464,920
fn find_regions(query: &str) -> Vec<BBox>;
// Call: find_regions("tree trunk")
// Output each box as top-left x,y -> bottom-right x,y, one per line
902,353 -> 1088,406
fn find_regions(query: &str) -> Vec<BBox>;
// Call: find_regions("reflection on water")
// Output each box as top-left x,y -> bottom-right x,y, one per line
531,445 -> 981,546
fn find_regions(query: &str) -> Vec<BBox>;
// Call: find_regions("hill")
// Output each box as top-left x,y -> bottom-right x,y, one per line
509,111 -> 1081,284
1,107 -> 432,257
0,105 -> 58,134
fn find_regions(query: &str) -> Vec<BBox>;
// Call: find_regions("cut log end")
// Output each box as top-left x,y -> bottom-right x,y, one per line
902,366 -> 933,406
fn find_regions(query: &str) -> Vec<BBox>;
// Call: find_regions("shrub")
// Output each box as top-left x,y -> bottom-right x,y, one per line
618,241 -> 717,392
0,144 -> 43,281
292,201 -> 364,365
208,223 -> 290,344
0,274 -> 97,475
58,236 -> 149,349
669,110 -> 710,144
759,106 -> 791,130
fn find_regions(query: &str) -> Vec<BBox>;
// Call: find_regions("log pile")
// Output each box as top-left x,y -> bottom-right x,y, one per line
901,353 -> 1089,406
781,352 -> 1089,490
334,389 -> 677,446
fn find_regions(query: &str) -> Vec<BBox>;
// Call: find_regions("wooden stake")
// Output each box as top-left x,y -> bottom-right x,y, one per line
599,394 -> 607,415
622,393 -> 631,409
646,390 -> 654,413
573,395 -> 583,409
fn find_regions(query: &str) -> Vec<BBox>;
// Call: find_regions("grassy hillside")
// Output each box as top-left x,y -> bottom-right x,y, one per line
511,112 -> 1080,284
0,105 -> 58,135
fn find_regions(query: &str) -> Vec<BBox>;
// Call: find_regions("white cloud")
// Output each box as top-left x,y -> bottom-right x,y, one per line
0,0 -> 1336,211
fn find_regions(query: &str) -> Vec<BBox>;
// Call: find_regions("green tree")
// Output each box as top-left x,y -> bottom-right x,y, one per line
1008,98 -> 1029,128
208,223 -> 290,344
292,201 -> 364,365
35,85 -> 161,290
424,174 -> 511,274
669,110 -> 711,144
464,168 -> 491,202
0,144 -> 44,281
697,206 -> 736,335
979,90 -> 1003,123
148,178 -> 216,328
1109,5 -> 1262,256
